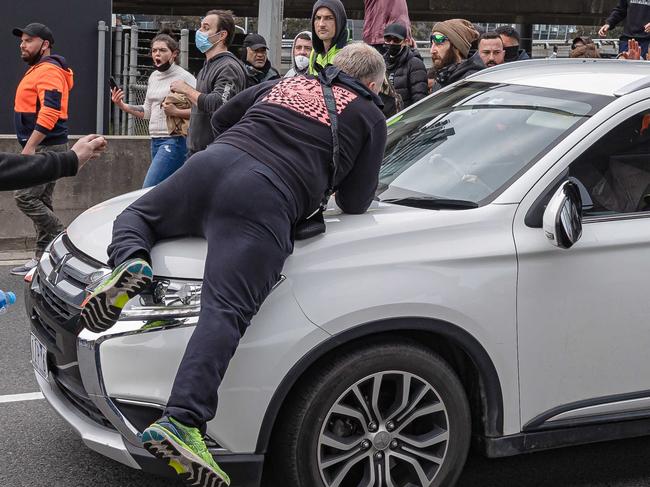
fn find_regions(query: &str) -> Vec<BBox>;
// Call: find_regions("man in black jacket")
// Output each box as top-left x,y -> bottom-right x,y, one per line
169,9 -> 246,155
495,26 -> 531,62
599,0 -> 650,57
429,19 -> 482,93
0,135 -> 106,191
383,22 -> 428,108
242,33 -> 280,87
79,43 -> 387,487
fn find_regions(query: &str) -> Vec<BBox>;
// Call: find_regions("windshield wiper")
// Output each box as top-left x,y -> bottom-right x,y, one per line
382,197 -> 479,210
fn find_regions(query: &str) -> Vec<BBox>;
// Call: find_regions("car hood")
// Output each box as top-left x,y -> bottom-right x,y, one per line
67,189 -> 500,279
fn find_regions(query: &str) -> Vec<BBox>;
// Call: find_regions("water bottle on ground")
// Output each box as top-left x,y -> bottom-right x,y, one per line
0,290 -> 17,315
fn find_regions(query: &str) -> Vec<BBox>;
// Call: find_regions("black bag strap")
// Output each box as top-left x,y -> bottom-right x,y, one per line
318,77 -> 340,213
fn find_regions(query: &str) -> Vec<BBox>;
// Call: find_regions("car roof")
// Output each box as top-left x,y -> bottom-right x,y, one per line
468,59 -> 650,97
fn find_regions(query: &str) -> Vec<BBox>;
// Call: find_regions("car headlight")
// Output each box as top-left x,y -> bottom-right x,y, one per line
119,278 -> 202,320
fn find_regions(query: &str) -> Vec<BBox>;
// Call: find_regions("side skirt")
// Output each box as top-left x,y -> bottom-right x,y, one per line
476,417 -> 650,458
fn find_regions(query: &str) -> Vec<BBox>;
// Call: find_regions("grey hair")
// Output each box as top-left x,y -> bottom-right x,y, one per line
332,43 -> 386,86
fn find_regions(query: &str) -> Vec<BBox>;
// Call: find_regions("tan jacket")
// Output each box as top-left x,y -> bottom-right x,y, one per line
164,92 -> 191,136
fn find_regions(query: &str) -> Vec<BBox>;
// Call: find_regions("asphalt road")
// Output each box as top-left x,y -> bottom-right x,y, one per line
3,264 -> 650,486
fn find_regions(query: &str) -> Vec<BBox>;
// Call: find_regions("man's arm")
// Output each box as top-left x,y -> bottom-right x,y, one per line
0,151 -> 78,191
1,135 -> 107,191
606,0 -> 628,29
197,63 -> 245,114
335,118 -> 388,214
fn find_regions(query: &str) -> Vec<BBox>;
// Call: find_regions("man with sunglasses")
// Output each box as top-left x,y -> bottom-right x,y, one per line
169,9 -> 246,156
429,19 -> 482,93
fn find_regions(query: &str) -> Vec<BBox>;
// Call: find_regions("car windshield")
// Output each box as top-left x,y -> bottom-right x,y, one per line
377,82 -> 612,208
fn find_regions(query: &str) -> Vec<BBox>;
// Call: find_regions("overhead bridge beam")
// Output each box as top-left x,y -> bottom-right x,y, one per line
113,0 -> 616,25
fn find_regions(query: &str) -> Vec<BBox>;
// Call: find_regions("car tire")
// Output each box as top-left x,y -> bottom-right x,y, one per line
271,339 -> 471,487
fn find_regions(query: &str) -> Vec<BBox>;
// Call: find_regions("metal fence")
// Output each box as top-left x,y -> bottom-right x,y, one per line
108,25 -> 189,136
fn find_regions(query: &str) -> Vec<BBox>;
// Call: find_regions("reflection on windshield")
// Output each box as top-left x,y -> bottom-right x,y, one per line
377,82 -> 611,208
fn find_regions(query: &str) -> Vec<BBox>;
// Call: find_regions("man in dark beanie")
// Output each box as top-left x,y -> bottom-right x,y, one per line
309,0 -> 349,74
429,18 -> 483,93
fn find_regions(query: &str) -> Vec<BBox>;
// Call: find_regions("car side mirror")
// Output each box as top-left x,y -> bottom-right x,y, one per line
543,180 -> 583,249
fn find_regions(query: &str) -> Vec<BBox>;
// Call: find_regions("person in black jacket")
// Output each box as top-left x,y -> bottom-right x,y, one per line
599,0 -> 650,57
0,135 -> 106,191
495,26 -> 530,62
78,43 -> 388,487
429,19 -> 482,93
242,33 -> 281,87
383,22 -> 428,108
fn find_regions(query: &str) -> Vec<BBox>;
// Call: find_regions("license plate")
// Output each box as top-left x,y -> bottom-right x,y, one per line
30,333 -> 49,380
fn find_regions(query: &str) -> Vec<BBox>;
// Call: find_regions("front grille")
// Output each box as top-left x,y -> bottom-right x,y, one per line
40,283 -> 75,321
53,375 -> 115,430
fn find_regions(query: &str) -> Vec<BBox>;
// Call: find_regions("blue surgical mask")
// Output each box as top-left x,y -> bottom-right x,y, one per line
195,30 -> 220,54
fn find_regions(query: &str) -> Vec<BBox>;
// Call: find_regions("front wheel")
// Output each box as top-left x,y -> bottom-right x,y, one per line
273,340 -> 472,487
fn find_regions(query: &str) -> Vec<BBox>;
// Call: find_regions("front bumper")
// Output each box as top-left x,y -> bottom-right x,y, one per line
36,370 -> 264,484
27,234 -> 264,486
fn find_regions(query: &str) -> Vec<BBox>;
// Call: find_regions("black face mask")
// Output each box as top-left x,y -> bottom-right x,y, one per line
25,41 -> 46,66
504,45 -> 519,62
155,61 -> 172,72
384,44 -> 403,57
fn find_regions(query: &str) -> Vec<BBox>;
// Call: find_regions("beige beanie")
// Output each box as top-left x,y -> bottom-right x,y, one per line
431,19 -> 479,58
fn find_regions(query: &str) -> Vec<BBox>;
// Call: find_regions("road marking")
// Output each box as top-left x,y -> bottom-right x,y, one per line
0,392 -> 44,404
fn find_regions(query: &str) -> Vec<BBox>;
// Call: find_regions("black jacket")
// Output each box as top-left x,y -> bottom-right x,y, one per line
188,51 -> 247,153
244,60 -> 281,88
211,67 -> 387,217
0,150 -> 78,191
607,0 -> 650,40
431,55 -> 485,93
384,47 -> 428,107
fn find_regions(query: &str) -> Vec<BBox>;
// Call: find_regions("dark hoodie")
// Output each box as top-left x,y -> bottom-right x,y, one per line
309,0 -> 349,75
0,149 -> 78,191
606,0 -> 650,40
430,55 -> 484,93
211,66 -> 387,217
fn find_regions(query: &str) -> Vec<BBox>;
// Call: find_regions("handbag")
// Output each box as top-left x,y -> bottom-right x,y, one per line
294,72 -> 341,240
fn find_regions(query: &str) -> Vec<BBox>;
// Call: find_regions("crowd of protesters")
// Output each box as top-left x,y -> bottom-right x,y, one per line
6,0 -> 650,277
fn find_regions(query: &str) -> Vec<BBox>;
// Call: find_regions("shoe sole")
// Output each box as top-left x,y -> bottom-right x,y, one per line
142,426 -> 230,487
80,261 -> 152,333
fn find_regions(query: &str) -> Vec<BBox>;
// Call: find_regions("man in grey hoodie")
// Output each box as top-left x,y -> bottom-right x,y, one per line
170,9 -> 246,155
285,31 -> 312,77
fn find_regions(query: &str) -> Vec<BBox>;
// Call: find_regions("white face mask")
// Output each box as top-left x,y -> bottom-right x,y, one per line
294,55 -> 310,71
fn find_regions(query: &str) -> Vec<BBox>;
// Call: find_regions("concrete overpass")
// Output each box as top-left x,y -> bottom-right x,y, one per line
114,0 -> 617,25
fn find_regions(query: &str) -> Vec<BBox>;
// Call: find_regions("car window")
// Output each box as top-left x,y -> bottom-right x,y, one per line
378,82 -> 612,208
569,110 -> 650,217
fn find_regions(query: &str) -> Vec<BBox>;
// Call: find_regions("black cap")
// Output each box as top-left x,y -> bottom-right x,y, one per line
13,23 -> 55,46
243,33 -> 268,51
383,23 -> 407,40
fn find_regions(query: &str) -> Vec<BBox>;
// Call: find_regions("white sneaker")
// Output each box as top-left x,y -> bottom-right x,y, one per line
10,258 -> 38,276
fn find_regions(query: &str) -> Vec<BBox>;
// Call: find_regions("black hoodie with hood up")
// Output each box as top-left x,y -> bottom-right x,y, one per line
309,0 -> 349,74
211,66 -> 387,217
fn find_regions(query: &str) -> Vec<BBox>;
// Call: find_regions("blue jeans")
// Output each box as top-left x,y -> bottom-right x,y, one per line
619,38 -> 650,58
143,136 -> 187,188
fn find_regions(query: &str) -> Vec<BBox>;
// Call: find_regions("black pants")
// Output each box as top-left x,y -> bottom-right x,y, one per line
107,144 -> 299,428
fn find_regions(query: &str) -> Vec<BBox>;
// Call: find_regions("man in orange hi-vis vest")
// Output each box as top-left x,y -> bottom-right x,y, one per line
10,23 -> 74,276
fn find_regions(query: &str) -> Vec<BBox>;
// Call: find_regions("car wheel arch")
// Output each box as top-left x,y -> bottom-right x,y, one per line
255,317 -> 504,456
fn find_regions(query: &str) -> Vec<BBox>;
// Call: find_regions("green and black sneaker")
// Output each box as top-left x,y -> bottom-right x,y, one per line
80,258 -> 153,333
141,416 -> 231,487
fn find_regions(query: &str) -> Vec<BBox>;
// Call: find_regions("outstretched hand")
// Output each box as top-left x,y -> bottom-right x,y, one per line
619,39 -> 642,60
71,135 -> 108,169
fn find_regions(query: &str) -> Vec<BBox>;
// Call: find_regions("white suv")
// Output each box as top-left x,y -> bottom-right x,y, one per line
26,59 -> 650,487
